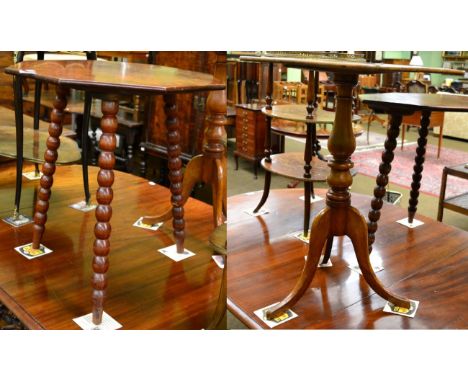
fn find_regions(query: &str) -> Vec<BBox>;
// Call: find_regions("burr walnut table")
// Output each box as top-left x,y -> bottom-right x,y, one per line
5,60 -> 224,326
360,93 -> 468,255
227,188 -> 468,329
0,165 -> 223,329
240,55 -> 463,320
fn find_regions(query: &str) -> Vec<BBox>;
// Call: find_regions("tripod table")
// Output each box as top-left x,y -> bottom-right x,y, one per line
240,55 -> 463,320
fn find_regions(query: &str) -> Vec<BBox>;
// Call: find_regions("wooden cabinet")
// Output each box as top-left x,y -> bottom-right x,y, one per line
234,104 -> 282,178
0,52 -> 13,109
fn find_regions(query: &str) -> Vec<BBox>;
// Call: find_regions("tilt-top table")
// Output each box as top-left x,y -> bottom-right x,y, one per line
5,60 -> 225,326
241,54 -> 463,320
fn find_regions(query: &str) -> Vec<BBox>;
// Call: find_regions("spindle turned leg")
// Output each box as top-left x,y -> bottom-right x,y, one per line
142,55 -> 228,234
163,94 -> 185,254
31,86 -> 69,249
265,73 -> 411,320
92,98 -> 119,325
408,110 -> 431,224
367,113 -> 402,254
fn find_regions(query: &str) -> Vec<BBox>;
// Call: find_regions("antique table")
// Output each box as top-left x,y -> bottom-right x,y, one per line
241,54 -> 463,320
5,60 -> 224,326
360,93 -> 468,253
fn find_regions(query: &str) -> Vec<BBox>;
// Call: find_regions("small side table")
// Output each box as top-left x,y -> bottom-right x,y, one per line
5,60 -> 224,326
360,93 -> 468,254
241,54 -> 462,320
437,163 -> 468,222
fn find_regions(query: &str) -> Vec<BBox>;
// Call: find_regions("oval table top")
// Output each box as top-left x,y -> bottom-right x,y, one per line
5,60 -> 225,95
240,55 -> 464,76
360,93 -> 468,113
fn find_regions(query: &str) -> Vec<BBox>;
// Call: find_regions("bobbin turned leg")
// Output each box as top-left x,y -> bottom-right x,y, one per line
31,86 -> 69,249
408,110 -> 431,224
163,94 -> 185,254
367,113 -> 402,254
92,98 -> 119,325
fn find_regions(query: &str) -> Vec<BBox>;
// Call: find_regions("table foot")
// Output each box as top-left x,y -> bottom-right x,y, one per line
73,311 -> 122,330
31,86 -> 68,250
253,171 -> 271,213
348,206 -> 411,309
265,208 -> 331,320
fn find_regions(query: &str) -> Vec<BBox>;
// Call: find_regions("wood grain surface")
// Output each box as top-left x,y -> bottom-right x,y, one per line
261,153 -> 329,182
5,60 -> 225,95
240,55 -> 464,76
0,165 -> 223,329
227,188 -> 468,329
360,93 -> 468,113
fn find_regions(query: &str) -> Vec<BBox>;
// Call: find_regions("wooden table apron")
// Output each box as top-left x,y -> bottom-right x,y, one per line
4,60 -> 225,326
239,55 -> 463,320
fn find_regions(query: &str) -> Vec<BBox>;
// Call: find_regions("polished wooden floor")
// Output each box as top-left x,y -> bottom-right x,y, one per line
0,164 -> 224,329
228,188 -> 468,329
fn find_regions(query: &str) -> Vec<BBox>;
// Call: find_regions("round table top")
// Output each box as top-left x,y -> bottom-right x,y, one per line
5,60 -> 225,95
240,55 -> 464,76
263,104 -> 361,124
360,93 -> 468,113
261,153 -> 329,182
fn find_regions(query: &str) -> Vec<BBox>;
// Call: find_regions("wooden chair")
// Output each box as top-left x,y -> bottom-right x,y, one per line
406,80 -> 426,93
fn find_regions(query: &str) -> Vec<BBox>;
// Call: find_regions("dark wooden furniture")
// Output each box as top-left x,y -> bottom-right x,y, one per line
437,163 -> 468,222
5,60 -> 224,326
241,54 -> 462,320
228,188 -> 468,329
233,103 -> 281,178
140,52 -> 220,180
0,164 -> 224,329
140,54 -> 228,231
5,52 -> 97,227
250,66 -> 330,239
360,93 -> 468,255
